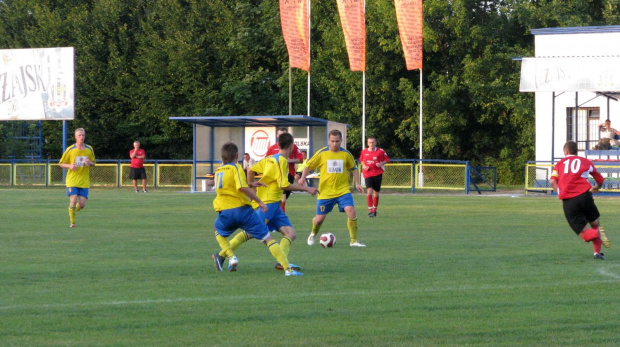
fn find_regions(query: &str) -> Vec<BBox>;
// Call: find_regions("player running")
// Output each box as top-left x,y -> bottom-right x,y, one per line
218,133 -> 318,271
210,142 -> 303,276
550,140 -> 611,260
359,137 -> 389,217
265,128 -> 303,212
58,128 -> 96,228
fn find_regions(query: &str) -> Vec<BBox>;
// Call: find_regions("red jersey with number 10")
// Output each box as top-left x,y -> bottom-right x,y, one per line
551,155 -> 604,200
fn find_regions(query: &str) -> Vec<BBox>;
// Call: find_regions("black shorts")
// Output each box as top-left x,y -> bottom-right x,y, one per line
284,174 -> 294,199
365,174 -> 383,192
562,191 -> 600,235
130,167 -> 147,180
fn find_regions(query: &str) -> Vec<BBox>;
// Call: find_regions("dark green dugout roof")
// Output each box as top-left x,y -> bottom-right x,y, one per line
169,115 -> 331,128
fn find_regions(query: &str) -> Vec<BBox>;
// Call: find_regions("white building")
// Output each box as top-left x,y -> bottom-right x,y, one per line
520,25 -> 620,162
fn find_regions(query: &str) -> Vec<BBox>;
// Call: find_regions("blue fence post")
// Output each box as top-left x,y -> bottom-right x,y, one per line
465,161 -> 470,194
412,160 -> 416,193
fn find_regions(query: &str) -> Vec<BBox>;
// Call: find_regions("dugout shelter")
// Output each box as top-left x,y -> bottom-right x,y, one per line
169,115 -> 348,192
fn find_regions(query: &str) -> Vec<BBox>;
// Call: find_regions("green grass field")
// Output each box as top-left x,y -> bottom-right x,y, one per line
1,188 -> 620,346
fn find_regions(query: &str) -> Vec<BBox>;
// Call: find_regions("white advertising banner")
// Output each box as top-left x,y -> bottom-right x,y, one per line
520,56 -> 620,92
245,127 -> 276,160
0,47 -> 74,120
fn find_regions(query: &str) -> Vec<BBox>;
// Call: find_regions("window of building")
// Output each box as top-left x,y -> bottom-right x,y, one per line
566,107 -> 600,150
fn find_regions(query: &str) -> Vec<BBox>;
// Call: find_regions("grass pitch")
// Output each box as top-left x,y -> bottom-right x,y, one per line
1,188 -> 620,346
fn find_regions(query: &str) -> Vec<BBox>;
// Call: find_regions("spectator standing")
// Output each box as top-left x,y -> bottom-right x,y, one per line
58,128 -> 96,228
129,141 -> 147,193
359,137 -> 389,217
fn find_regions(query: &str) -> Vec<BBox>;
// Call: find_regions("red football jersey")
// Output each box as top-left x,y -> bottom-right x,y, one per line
359,148 -> 389,179
266,143 -> 302,176
129,148 -> 146,168
551,155 -> 604,199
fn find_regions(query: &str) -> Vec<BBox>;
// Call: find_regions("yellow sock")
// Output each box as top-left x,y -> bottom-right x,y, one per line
311,219 -> 321,235
266,239 -> 289,270
347,218 -> 358,243
220,231 -> 249,257
75,205 -> 83,212
68,205 -> 76,224
280,236 -> 292,257
215,232 -> 234,258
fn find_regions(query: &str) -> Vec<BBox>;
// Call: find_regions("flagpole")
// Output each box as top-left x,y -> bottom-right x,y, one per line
307,0 -> 311,117
289,67 -> 292,115
362,71 -> 366,149
362,0 -> 366,150
418,68 -> 424,186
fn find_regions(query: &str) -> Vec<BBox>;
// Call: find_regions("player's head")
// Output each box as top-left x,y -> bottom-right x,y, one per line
328,130 -> 342,152
301,150 -> 307,159
367,137 -> 376,150
133,141 -> 140,149
221,142 -> 239,163
243,153 -> 250,160
276,127 -> 288,138
564,141 -> 578,155
604,119 -> 611,127
74,128 -> 85,143
278,132 -> 294,156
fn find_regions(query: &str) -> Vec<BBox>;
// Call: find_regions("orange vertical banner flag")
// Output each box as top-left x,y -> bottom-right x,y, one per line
279,0 -> 310,71
394,0 -> 423,70
336,0 -> 366,71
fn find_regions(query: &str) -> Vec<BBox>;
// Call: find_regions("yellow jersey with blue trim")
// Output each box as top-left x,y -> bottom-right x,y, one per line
213,163 -> 252,212
58,144 -> 96,188
306,147 -> 357,199
250,154 -> 289,208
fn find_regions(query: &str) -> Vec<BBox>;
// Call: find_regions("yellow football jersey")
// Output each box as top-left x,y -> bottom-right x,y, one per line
213,163 -> 252,212
250,154 -> 289,208
58,144 -> 96,188
306,147 -> 357,199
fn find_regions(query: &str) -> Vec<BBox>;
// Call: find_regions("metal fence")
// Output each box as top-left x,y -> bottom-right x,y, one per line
0,159 -> 495,193
525,161 -> 620,193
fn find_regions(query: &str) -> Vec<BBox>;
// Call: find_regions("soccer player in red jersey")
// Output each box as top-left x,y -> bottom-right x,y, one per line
550,141 -> 611,260
359,137 -> 389,217
265,128 -> 303,212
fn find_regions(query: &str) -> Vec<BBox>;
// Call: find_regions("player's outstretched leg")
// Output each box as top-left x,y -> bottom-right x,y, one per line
599,227 -> 611,248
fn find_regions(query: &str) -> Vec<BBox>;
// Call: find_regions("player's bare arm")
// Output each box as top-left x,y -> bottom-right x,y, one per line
282,183 -> 318,196
298,167 -> 310,185
352,169 -> 364,193
550,178 -> 558,194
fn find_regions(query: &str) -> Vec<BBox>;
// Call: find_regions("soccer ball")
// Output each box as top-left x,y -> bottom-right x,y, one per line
320,233 -> 336,248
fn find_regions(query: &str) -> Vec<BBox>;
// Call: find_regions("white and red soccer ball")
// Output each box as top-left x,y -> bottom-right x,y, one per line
320,233 -> 336,248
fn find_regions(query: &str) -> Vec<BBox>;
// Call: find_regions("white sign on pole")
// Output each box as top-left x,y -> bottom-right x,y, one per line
245,127 -> 276,160
0,47 -> 75,120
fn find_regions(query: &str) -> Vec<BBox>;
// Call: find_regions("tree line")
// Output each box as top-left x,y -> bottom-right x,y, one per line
1,0 -> 619,184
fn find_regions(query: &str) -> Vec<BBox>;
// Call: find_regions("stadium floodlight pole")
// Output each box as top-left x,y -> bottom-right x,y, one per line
418,68 -> 424,187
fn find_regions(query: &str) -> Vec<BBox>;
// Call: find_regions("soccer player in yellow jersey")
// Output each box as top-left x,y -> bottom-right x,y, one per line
58,128 -> 96,228
211,142 -> 303,276
221,133 -> 318,271
298,129 -> 366,247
